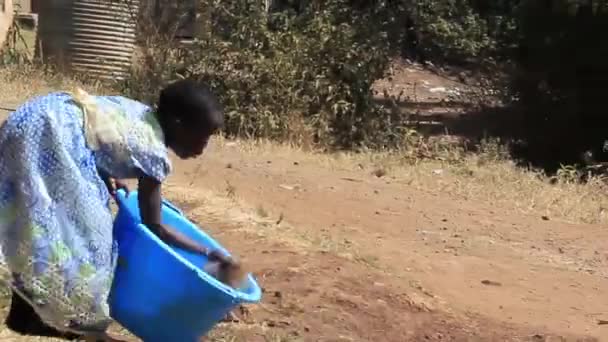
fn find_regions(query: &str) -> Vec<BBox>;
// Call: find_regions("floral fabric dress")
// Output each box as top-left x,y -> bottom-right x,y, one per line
0,89 -> 171,332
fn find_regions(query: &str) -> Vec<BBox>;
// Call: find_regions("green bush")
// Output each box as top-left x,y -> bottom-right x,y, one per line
128,0 -> 406,149
123,0 -> 520,149
410,0 -> 496,61
122,0 -> 608,169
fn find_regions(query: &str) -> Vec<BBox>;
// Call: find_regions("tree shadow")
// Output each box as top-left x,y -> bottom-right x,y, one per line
385,98 -> 608,174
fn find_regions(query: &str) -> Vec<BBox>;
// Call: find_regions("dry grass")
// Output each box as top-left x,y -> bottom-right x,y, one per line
213,136 -> 608,225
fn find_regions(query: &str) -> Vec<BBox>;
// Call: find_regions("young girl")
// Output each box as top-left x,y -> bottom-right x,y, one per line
0,79 -> 232,341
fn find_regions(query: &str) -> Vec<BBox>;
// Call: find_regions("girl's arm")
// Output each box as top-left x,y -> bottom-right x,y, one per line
138,175 -> 210,256
98,168 -> 114,194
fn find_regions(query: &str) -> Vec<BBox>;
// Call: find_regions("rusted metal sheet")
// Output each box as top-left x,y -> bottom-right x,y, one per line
38,0 -> 140,80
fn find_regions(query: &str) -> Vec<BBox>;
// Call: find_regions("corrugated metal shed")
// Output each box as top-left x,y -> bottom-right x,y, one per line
37,0 -> 139,80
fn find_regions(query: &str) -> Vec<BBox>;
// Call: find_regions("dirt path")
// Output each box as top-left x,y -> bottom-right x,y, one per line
161,140 -> 607,341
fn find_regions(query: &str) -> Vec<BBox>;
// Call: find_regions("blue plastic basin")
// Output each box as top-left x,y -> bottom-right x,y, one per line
109,190 -> 262,342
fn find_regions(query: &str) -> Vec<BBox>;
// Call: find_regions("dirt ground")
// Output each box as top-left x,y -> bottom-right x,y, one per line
0,65 -> 606,341
158,140 -> 607,342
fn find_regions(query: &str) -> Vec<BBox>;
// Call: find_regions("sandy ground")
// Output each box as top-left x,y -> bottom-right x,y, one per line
0,65 -> 606,341
161,140 -> 607,342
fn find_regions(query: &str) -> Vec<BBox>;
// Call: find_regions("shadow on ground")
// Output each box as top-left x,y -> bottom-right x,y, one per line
381,96 -> 608,174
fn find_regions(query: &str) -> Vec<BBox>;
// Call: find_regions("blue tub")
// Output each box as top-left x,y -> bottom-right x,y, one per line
109,189 -> 262,342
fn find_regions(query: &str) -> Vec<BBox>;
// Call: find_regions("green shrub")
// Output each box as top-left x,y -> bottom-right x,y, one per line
127,0 -> 406,149
122,0 -> 608,170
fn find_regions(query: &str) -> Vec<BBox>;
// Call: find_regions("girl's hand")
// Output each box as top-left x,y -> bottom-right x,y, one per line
98,169 -> 129,198
204,250 -> 247,288
106,178 -> 130,197
113,179 -> 130,196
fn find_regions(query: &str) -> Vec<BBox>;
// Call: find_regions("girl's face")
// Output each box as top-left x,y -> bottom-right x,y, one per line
165,118 -> 214,159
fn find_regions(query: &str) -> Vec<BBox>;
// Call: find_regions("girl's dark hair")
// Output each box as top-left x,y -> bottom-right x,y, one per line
157,79 -> 223,133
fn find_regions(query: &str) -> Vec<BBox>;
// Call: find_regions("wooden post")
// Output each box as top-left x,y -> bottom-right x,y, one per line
0,0 -> 15,47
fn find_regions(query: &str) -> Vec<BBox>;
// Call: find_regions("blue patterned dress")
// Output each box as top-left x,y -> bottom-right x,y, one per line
0,89 -> 172,332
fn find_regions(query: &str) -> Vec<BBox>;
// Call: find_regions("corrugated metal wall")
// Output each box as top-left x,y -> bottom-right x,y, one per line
37,0 -> 140,80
